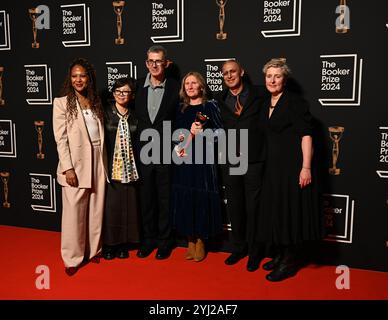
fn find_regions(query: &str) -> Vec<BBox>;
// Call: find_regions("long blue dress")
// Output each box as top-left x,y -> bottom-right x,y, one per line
171,100 -> 223,239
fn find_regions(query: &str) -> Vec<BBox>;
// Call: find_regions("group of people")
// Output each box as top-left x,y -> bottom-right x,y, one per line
53,45 -> 323,282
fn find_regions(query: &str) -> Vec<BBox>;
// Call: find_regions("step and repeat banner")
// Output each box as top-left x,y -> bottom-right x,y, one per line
0,0 -> 387,271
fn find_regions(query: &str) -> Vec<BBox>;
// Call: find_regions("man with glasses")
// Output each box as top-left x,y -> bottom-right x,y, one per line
135,45 -> 180,260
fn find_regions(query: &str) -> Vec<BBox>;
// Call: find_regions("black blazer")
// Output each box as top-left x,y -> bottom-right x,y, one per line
216,84 -> 268,164
134,76 -> 180,162
104,101 -> 138,175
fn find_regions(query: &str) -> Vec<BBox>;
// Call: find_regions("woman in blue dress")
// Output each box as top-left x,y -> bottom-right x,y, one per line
171,71 -> 223,262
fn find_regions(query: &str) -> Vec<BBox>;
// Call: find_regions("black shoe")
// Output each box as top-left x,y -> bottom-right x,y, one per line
262,254 -> 282,271
65,267 -> 78,276
246,256 -> 261,272
137,245 -> 155,258
116,248 -> 129,259
155,247 -> 172,260
224,253 -> 246,265
103,246 -> 116,260
265,262 -> 298,282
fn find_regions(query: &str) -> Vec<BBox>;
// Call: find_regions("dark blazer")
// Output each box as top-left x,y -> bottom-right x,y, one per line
216,84 -> 268,164
134,76 -> 180,162
104,101 -> 138,175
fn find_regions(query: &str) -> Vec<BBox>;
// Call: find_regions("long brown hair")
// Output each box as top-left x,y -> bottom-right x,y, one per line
60,58 -> 103,122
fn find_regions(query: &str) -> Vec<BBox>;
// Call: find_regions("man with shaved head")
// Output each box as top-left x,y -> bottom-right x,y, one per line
217,59 -> 267,272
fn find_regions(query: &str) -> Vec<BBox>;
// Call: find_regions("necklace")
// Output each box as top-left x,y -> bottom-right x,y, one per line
76,97 -> 90,115
269,105 -> 275,109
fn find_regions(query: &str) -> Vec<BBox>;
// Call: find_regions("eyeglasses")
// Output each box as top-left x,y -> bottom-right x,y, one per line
113,89 -> 132,96
146,59 -> 165,66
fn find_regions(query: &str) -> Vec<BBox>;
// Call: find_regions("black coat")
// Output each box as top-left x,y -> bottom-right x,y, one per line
256,90 -> 323,245
216,84 -> 268,164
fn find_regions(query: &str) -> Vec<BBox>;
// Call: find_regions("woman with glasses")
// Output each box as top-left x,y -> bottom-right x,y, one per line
53,58 -> 107,276
102,77 -> 140,260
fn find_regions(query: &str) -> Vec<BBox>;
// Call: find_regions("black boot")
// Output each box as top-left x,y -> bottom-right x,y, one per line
262,245 -> 282,271
262,253 -> 282,271
102,245 -> 117,260
265,245 -> 300,282
116,243 -> 129,259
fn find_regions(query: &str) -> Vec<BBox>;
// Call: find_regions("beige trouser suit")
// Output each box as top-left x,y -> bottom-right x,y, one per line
53,96 -> 107,268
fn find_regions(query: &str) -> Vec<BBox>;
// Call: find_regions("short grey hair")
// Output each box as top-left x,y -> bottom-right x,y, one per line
147,45 -> 167,59
262,58 -> 291,78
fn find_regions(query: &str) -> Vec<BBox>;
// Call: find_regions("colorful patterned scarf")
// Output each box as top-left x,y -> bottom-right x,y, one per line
111,112 -> 139,183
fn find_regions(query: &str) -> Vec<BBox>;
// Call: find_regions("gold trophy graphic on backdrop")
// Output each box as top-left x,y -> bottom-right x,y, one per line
113,1 -> 125,45
29,8 -> 40,48
34,120 -> 45,159
1,171 -> 10,208
215,0 -> 228,40
336,0 -> 349,34
328,126 -> 345,175
0,67 -> 4,106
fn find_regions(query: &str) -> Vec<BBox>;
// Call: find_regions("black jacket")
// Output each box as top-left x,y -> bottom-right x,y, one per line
134,76 -> 180,163
216,84 -> 268,164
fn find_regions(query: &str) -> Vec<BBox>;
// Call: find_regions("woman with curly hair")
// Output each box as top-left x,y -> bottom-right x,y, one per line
53,58 -> 107,276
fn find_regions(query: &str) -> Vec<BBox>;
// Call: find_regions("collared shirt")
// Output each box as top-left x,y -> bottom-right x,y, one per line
144,73 -> 166,123
225,85 -> 249,114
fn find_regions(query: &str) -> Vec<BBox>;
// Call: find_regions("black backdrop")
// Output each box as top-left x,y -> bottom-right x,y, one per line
0,0 -> 387,272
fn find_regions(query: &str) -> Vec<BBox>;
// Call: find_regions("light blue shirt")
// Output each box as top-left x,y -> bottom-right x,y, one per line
144,73 -> 166,123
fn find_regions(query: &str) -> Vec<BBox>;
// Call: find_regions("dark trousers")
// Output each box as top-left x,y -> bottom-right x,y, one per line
138,163 -> 173,248
222,162 -> 264,257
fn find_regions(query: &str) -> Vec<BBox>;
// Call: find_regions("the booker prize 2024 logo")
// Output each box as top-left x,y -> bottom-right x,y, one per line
150,0 -> 184,43
30,173 -> 56,212
319,54 -> 363,106
376,126 -> 388,179
323,194 -> 355,243
24,64 -> 52,105
61,3 -> 91,47
0,120 -> 17,158
260,0 -> 302,38
203,58 -> 235,94
106,61 -> 137,92
0,10 -> 11,50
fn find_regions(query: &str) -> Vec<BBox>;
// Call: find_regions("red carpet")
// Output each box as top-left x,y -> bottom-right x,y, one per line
0,225 -> 387,300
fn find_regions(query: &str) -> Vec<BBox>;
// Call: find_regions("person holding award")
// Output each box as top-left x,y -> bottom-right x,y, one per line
53,58 -> 107,276
102,77 -> 140,260
257,58 -> 323,282
171,71 -> 223,262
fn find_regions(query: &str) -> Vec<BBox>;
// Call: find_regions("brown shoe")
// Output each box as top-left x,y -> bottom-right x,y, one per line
185,238 -> 196,260
194,238 -> 206,262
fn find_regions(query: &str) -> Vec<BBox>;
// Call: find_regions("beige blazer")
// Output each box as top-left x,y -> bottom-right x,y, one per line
53,96 -> 107,188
